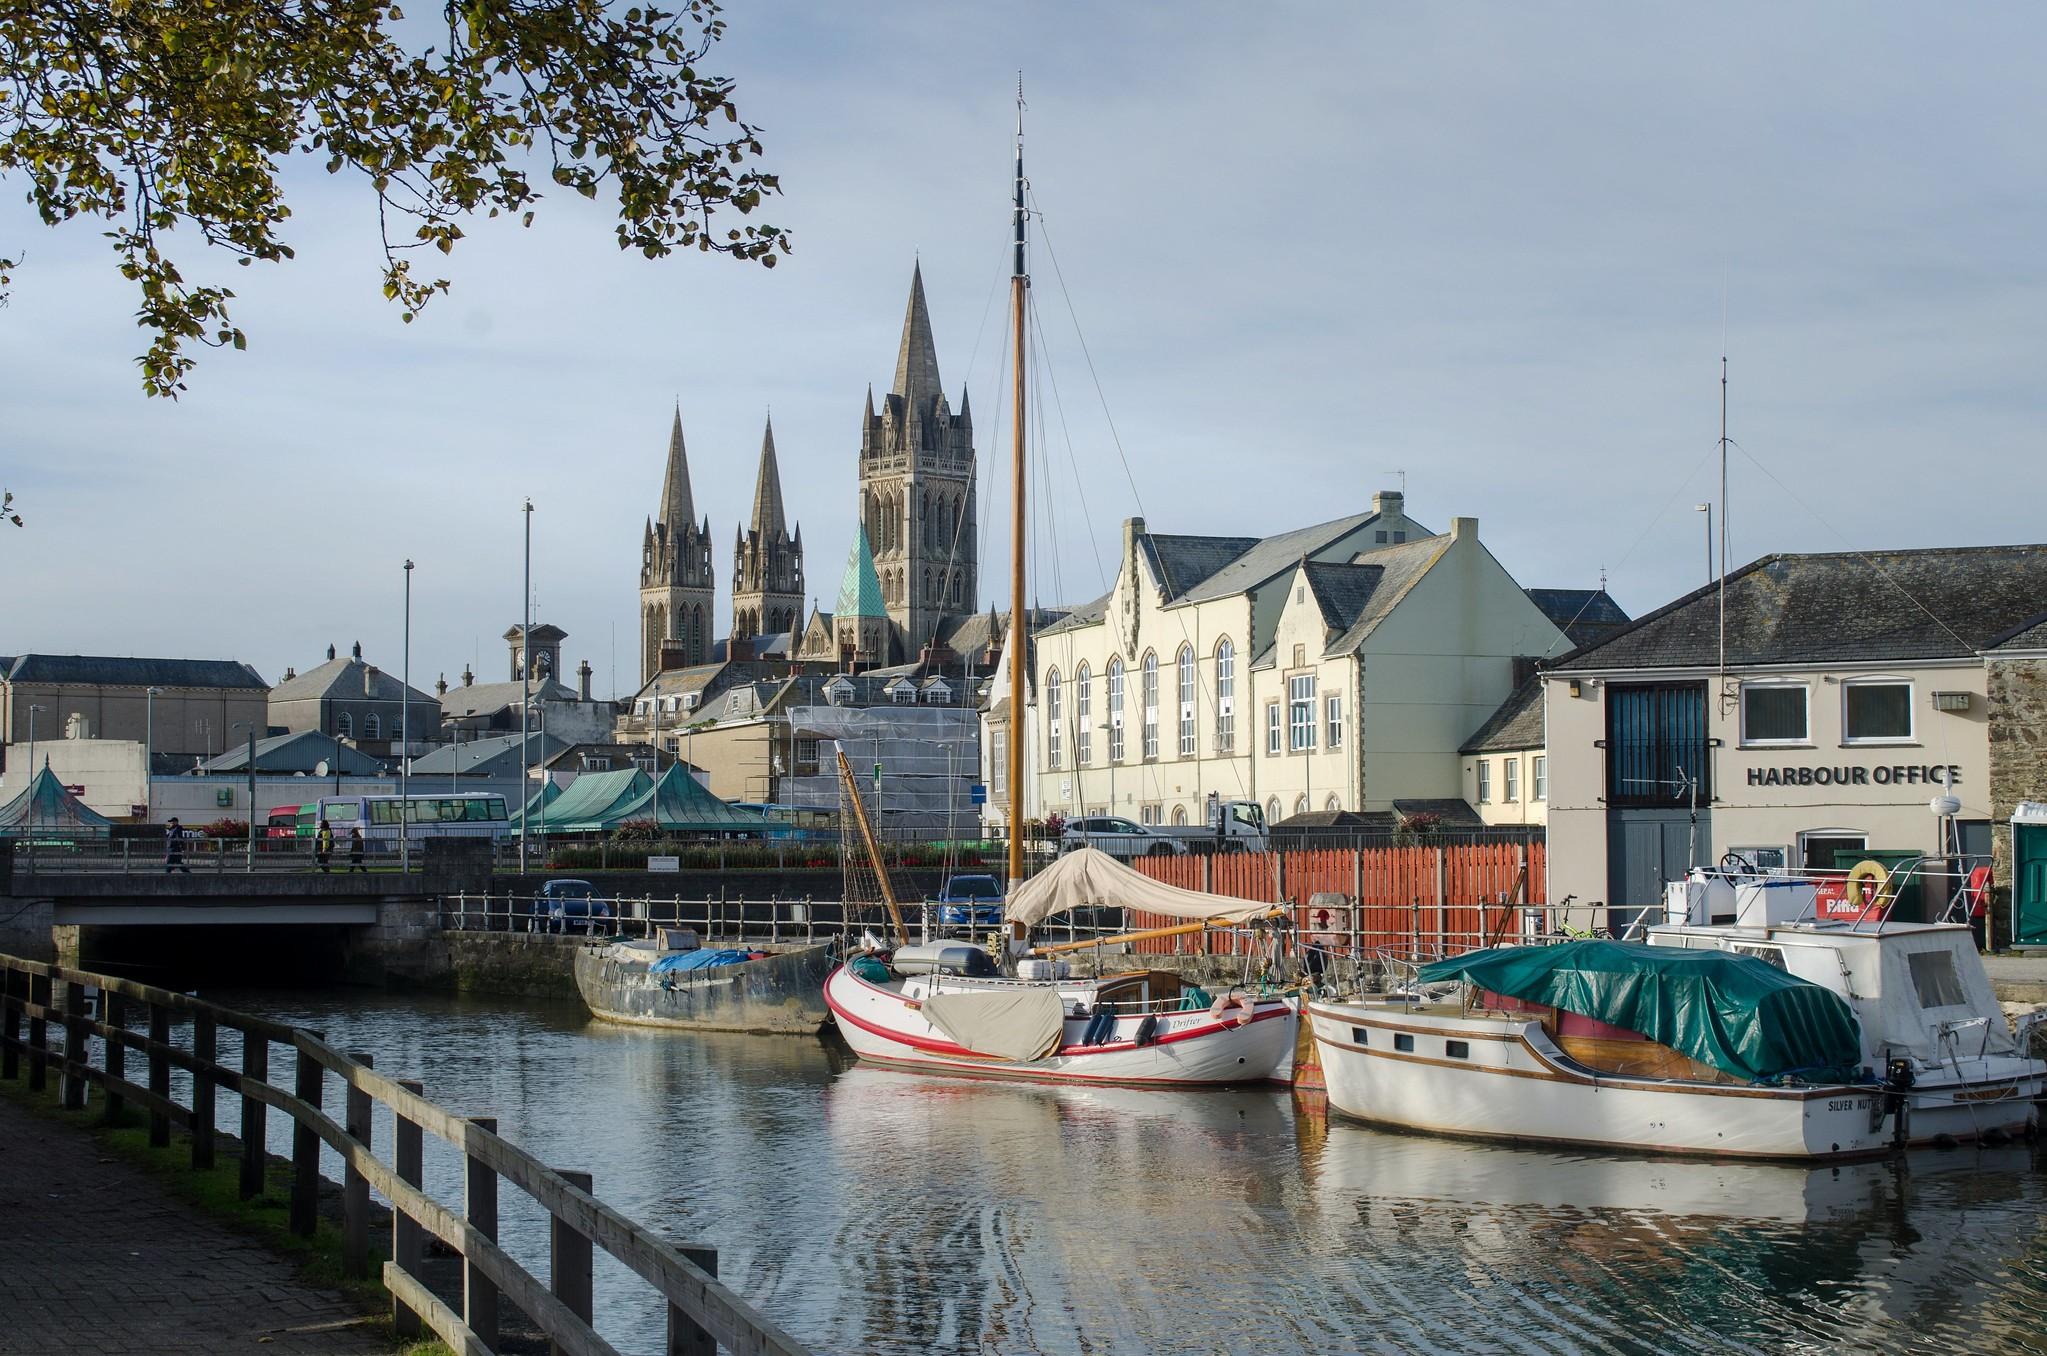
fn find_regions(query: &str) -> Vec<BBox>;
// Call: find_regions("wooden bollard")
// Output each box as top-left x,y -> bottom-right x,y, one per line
61,980 -> 90,1111
239,1030 -> 267,1200
550,1170 -> 595,1356
147,1001 -> 171,1147
464,1116 -> 500,1349
27,971 -> 50,1093
190,1010 -> 217,1169
289,1037 -> 324,1237
667,1244 -> 718,1356
391,1079 -> 426,1339
342,1053 -> 374,1280
2,968 -> 21,1082
101,991 -> 126,1124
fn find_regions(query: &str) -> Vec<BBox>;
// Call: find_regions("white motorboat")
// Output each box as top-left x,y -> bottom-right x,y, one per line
1309,875 -> 2044,1158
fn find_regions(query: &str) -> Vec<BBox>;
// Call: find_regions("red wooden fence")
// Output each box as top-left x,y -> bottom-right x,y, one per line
1127,841 -> 1546,960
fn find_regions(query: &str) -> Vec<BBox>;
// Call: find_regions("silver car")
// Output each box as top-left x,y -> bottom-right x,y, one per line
1060,815 -> 1190,859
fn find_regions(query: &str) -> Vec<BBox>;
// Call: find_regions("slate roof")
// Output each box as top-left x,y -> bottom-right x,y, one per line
440,678 -> 581,720
1987,611 -> 2047,654
1040,592 -> 1111,637
410,731 -> 568,777
1301,561 -> 1388,632
4,654 -> 267,690
1173,512 -> 1391,605
1327,536 -> 1457,655
1392,798 -> 1486,828
1525,588 -> 1632,648
198,731 -> 384,775
1461,676 -> 1545,753
1142,533 -> 1262,602
269,656 -> 438,705
1551,545 -> 2047,672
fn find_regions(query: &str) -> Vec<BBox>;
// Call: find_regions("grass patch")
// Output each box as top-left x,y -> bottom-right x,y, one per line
0,1073 -> 453,1356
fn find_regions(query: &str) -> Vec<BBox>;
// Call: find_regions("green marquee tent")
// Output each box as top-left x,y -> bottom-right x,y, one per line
605,765 -> 772,835
520,767 -> 650,835
0,765 -> 114,838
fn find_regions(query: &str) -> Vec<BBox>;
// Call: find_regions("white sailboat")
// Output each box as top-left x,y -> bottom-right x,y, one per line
822,89 -> 1300,1087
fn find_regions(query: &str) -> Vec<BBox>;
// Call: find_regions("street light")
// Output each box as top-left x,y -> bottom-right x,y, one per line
230,720 -> 257,871
26,704 -> 44,836
402,559 -> 414,872
145,686 -> 164,820
519,498 -> 533,872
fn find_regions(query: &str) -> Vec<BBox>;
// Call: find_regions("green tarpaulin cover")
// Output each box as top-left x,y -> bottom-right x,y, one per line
1417,940 -> 1864,1084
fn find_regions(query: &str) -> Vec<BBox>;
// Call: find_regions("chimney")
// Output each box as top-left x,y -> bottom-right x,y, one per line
1450,515 -> 1477,539
435,674 -> 449,697
577,659 -> 593,702
363,665 -> 378,697
326,644 -> 336,661
283,666 -> 296,681
462,663 -> 474,688
1372,489 -> 1404,519
351,640 -> 362,661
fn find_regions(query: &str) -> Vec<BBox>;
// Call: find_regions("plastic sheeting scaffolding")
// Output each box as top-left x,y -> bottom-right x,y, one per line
781,704 -> 981,838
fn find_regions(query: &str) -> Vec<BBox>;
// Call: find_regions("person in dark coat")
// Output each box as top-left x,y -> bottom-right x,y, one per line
163,818 -> 189,874
347,827 -> 366,873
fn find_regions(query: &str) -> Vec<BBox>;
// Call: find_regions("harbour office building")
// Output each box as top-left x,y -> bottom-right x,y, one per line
1543,545 -> 2047,918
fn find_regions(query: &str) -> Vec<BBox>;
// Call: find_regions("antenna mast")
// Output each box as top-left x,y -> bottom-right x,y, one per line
1005,76 -> 1030,905
1718,355 -> 1728,705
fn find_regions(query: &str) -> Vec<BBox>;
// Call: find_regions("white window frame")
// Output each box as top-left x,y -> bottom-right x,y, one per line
1288,674 -> 1316,752
1214,639 -> 1235,753
1476,759 -> 1491,804
1503,757 -> 1519,803
1075,664 -> 1092,765
1740,680 -> 1811,747
1266,702 -> 1282,755
1841,677 -> 1915,746
1325,694 -> 1343,750
1141,653 -> 1160,761
1107,659 -> 1126,761
1532,755 -> 1547,802
1176,646 -> 1196,757
1045,669 -> 1062,769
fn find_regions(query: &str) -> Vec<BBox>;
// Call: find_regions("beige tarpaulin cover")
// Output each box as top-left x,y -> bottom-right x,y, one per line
1004,847 -> 1277,928
922,987 -> 1066,1062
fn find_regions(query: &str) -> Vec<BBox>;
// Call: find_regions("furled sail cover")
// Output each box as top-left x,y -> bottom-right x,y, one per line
1004,848 -> 1276,928
1418,940 -> 1864,1084
921,987 -> 1066,1062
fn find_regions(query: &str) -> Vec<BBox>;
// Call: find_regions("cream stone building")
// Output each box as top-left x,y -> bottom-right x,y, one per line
1543,544 -> 2047,922
1026,494 -> 1568,829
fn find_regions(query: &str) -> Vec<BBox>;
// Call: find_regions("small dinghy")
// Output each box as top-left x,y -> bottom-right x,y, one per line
574,929 -> 835,1035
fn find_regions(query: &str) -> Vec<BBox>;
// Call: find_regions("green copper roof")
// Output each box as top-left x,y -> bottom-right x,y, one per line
836,526 -> 885,619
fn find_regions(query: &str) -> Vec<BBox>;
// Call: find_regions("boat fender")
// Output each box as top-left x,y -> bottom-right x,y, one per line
1083,1005 -> 1117,1046
1209,992 -> 1257,1027
1133,1014 -> 1159,1047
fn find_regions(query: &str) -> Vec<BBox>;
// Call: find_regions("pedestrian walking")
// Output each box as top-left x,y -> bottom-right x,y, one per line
163,817 -> 189,874
347,826 -> 366,873
315,818 -> 334,873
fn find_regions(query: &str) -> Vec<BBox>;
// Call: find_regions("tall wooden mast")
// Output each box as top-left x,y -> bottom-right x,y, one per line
1005,79 -> 1029,893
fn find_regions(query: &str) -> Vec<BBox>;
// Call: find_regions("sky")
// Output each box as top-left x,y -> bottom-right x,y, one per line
3,2 -> 2043,699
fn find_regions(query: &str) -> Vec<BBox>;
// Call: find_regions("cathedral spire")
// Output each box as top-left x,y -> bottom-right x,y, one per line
751,415 -> 788,538
891,262 -> 943,415
658,404 -> 695,530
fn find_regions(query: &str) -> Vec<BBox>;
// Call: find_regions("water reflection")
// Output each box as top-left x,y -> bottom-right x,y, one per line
210,989 -> 2046,1355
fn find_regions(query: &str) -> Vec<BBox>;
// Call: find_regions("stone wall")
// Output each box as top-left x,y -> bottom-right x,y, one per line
1987,654 -> 2047,947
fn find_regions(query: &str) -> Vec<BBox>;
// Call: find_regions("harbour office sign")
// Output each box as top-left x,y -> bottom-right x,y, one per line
1745,762 -> 1962,789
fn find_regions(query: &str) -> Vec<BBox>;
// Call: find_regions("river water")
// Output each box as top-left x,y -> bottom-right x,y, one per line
211,988 -> 2047,1356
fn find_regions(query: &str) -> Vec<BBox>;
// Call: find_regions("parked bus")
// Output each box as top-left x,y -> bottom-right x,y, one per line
296,794 -> 511,841
266,805 -> 302,840
731,802 -> 836,841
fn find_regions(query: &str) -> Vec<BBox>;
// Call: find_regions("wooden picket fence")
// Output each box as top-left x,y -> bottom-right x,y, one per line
1130,840 -> 1546,959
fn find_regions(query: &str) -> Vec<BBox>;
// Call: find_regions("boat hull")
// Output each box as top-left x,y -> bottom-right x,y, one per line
1305,1001 -> 2034,1160
574,943 -> 835,1035
824,964 -> 1299,1086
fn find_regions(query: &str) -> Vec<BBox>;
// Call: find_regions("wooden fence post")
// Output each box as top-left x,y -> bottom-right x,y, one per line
239,1029 -> 268,1199
61,980 -> 90,1110
27,971 -> 50,1092
1435,846 -> 1448,952
290,1039 -> 324,1237
392,1079 -> 426,1339
147,1001 -> 171,1146
189,1009 -> 217,1168
101,991 -> 125,1123
668,1244 -> 719,1356
551,1170 -> 595,1356
465,1116 -> 501,1349
343,1053 -> 374,1280
2,968 -> 20,1082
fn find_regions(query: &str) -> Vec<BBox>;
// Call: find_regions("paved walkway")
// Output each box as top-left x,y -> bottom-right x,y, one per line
1986,952 -> 2047,1003
0,1096 -> 396,1355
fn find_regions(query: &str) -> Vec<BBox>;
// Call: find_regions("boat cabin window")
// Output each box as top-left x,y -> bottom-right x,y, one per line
1350,1028 -> 1369,1046
1729,942 -> 1788,971
1907,950 -> 1968,1009
1393,1033 -> 1415,1053
1445,1040 -> 1470,1059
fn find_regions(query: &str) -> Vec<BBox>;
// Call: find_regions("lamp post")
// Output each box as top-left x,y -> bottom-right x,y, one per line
26,704 -> 44,835
145,686 -> 164,820
402,558 -> 413,872
231,720 -> 256,871
519,498 -> 533,872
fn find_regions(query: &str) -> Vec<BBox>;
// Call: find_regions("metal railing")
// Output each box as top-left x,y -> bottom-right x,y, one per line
0,952 -> 811,1356
11,837 -> 431,875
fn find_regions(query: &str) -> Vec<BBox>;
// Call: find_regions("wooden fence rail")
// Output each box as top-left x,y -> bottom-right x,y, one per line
0,953 -> 812,1356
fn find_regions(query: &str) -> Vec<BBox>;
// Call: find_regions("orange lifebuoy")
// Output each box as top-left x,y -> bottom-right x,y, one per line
1208,992 -> 1256,1026
1965,864 -> 1993,918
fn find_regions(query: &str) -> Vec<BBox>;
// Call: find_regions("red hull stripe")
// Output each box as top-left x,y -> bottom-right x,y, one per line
823,964 -> 1290,1060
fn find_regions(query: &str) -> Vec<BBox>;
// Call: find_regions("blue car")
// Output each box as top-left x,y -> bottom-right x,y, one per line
935,874 -> 1005,927
533,879 -> 615,935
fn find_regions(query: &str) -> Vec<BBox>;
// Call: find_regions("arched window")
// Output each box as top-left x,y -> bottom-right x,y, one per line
1326,794 -> 1341,812
1176,645 -> 1196,756
365,712 -> 382,739
1140,652 -> 1160,760
337,712 -> 353,738
1171,804 -> 1188,826
1075,663 -> 1093,765
1106,658 -> 1126,761
1045,669 -> 1063,769
1266,796 -> 1281,825
1294,794 -> 1310,816
1214,638 -> 1236,753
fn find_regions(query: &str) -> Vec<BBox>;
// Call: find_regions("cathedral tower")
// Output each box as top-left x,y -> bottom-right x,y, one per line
640,407 -> 715,680
859,263 -> 978,659
731,416 -> 805,648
